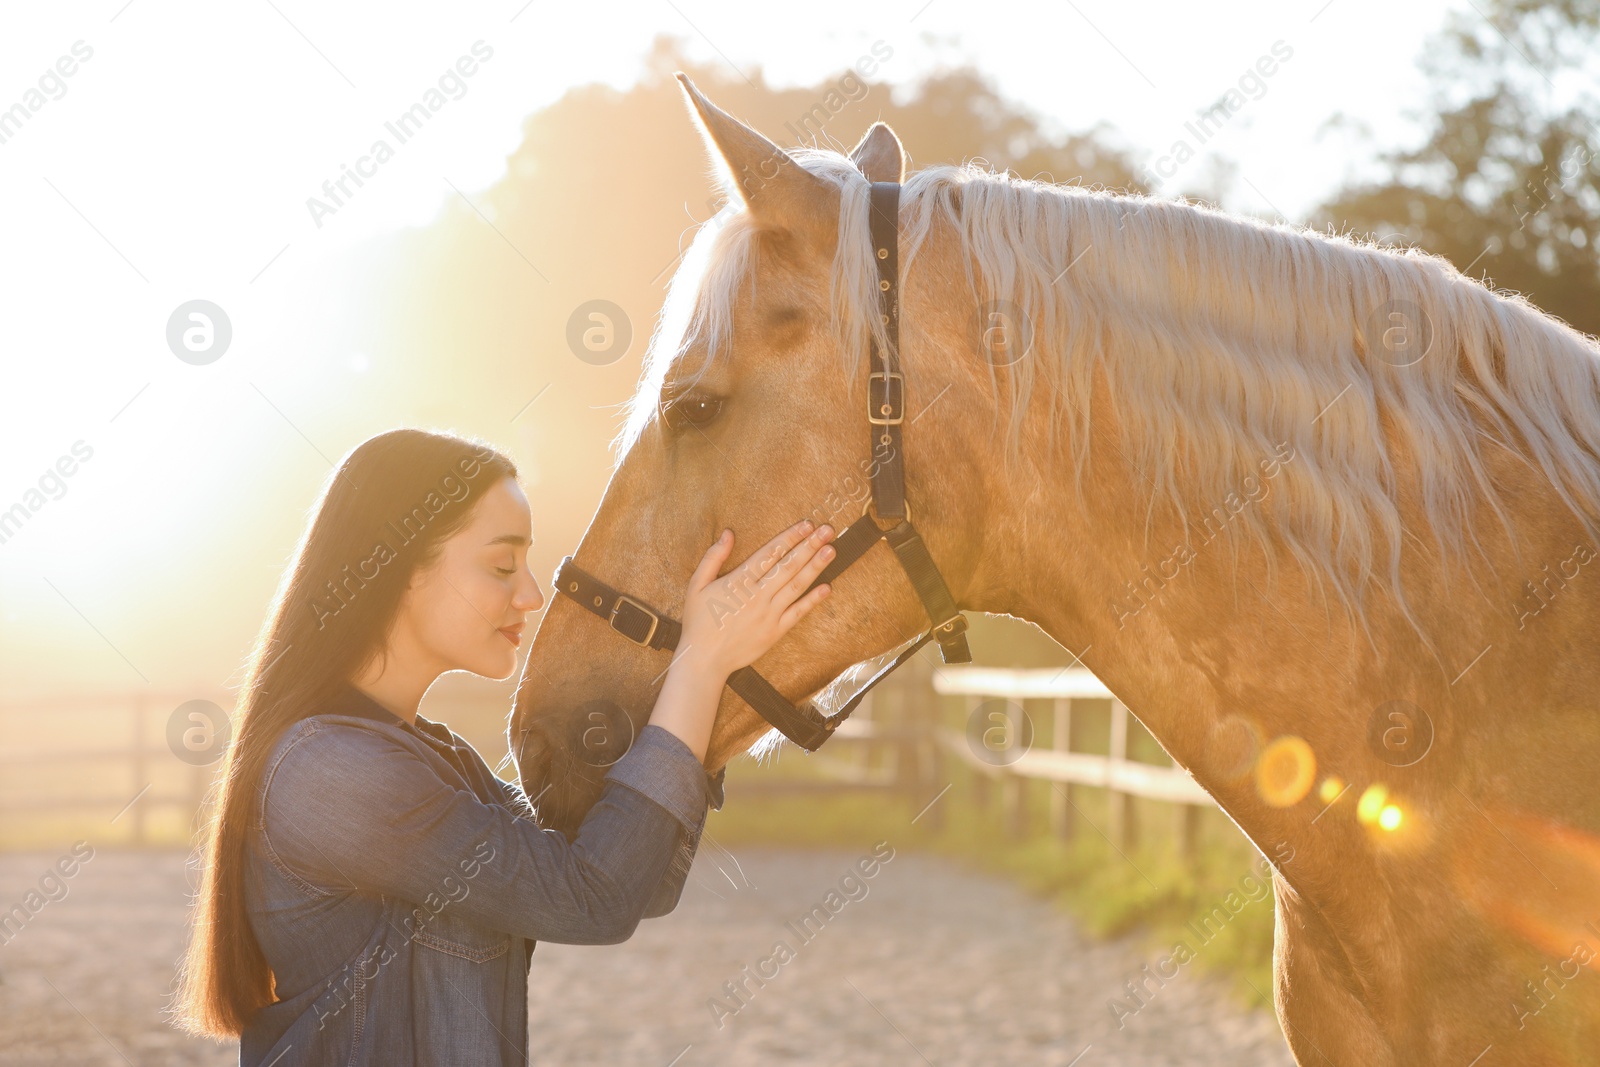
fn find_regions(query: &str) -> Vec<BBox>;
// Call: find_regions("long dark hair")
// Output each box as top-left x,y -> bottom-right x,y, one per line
176,428 -> 518,1036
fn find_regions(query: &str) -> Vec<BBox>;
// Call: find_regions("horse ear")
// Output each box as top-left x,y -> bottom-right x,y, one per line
849,122 -> 906,183
674,73 -> 835,233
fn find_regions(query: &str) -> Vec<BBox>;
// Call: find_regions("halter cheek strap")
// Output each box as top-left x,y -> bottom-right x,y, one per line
866,181 -> 908,521
551,179 -> 971,753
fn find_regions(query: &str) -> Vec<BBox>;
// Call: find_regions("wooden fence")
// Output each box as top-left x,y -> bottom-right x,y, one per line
1,668 -> 1217,853
929,666 -> 1215,854
0,693 -> 224,848
732,658 -> 1217,855
0,682 -> 532,849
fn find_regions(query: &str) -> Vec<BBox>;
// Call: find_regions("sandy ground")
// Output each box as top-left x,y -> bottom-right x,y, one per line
0,846 -> 1293,1066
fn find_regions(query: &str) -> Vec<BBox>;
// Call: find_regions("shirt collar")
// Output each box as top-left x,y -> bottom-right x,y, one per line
331,682 -> 455,745
329,682 -> 406,727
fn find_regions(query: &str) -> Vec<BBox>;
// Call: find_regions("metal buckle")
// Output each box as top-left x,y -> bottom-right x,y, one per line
933,612 -> 968,637
867,371 -> 903,425
609,596 -> 660,646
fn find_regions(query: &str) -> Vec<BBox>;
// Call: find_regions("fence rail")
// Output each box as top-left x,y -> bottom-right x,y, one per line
2,668 -> 1218,853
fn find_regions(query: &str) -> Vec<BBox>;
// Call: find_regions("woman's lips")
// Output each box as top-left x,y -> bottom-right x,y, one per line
499,624 -> 524,647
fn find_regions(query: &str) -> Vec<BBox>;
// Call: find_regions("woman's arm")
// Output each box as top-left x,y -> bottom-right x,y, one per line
639,816 -> 698,919
624,519 -> 836,916
486,739 -> 718,919
259,718 -> 714,946
640,765 -> 724,918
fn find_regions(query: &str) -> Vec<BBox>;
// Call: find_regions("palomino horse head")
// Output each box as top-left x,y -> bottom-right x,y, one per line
513,76 -> 1600,1066
510,76 -> 1021,835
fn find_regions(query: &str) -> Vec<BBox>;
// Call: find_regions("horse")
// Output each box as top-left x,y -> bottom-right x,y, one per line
510,75 -> 1600,1065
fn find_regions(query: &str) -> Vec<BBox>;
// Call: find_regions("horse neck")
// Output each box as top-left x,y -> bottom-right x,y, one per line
951,351 -> 1600,1054
959,367 -> 1381,843
904,185 -> 1600,1057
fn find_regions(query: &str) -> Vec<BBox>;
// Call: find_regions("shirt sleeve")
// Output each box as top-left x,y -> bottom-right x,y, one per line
602,725 -> 720,828
640,765 -> 725,918
258,720 -> 713,945
456,722 -> 723,920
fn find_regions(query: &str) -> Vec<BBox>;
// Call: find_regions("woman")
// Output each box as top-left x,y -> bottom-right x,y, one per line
176,428 -> 837,1065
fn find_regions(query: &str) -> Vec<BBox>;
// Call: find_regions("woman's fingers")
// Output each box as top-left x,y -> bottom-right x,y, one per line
689,528 -> 733,592
760,523 -> 834,595
778,582 -> 831,630
742,519 -> 816,585
780,532 -> 837,602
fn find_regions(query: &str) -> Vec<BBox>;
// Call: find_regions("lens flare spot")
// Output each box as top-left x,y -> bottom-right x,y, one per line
1357,783 -> 1390,825
1318,776 -> 1345,804
1256,735 -> 1316,807
1378,804 -> 1403,831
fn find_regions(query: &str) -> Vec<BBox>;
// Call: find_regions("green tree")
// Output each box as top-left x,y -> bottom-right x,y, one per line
1317,0 -> 1600,334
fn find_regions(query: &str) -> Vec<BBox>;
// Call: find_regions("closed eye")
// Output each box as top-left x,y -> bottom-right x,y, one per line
662,390 -> 725,432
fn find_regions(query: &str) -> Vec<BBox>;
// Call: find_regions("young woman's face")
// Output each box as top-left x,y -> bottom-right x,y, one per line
395,475 -> 543,681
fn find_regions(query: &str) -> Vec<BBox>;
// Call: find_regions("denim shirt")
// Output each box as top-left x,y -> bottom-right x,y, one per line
239,683 -> 724,1066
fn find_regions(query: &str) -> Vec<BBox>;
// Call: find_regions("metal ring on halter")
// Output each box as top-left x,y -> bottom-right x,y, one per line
864,495 -> 915,524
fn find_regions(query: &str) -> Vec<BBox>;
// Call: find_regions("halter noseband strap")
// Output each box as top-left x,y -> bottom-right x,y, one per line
552,547 -> 946,752
551,179 -> 972,753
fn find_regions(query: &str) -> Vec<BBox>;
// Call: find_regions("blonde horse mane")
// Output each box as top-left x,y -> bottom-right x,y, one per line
624,150 -> 1600,631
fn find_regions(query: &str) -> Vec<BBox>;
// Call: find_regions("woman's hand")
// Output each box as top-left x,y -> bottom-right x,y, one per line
646,520 -> 835,763
679,519 -> 836,680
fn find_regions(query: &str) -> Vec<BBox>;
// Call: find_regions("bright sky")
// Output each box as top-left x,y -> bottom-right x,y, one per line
0,0 -> 1467,693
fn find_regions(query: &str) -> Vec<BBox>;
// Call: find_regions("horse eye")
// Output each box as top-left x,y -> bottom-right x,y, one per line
663,391 -> 724,431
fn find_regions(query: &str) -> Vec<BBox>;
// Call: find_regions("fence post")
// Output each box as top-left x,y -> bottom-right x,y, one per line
1001,774 -> 1022,837
1108,698 -> 1137,850
861,686 -> 879,790
888,675 -> 917,817
966,694 -> 992,812
921,689 -> 946,833
1049,698 -> 1075,840
1001,698 -> 1035,839
1176,802 -> 1201,859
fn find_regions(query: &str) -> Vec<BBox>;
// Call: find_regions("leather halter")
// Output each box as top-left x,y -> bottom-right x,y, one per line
551,182 -> 972,752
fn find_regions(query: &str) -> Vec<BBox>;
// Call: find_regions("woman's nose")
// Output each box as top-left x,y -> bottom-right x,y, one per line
516,571 -> 544,612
